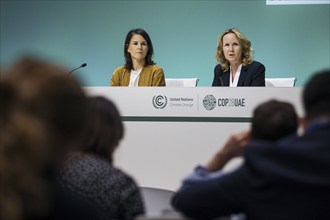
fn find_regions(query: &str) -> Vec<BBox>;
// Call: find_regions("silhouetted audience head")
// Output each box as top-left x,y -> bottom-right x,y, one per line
5,57 -> 87,160
303,70 -> 330,121
0,57 -> 89,219
0,76 -> 50,220
80,96 -> 124,162
251,99 -> 298,141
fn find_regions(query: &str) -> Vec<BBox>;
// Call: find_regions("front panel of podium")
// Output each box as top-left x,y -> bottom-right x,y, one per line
85,87 -> 302,190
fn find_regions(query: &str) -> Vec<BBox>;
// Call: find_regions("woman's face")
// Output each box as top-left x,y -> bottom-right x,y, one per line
127,34 -> 149,62
222,33 -> 242,65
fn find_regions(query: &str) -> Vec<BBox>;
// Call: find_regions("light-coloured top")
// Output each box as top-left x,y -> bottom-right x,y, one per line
129,68 -> 143,87
229,64 -> 242,87
110,65 -> 166,87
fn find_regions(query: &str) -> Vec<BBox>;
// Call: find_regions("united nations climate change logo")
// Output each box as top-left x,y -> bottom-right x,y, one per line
203,94 -> 216,111
152,95 -> 168,109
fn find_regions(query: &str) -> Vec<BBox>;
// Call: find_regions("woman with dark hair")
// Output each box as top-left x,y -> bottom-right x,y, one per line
110,28 -> 165,86
59,96 -> 144,220
212,28 -> 265,87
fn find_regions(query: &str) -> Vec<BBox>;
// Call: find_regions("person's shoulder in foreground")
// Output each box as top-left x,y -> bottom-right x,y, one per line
60,152 -> 144,220
172,69 -> 330,220
172,124 -> 330,220
59,96 -> 144,220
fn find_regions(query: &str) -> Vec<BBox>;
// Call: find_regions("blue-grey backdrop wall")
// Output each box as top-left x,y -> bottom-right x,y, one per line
1,0 -> 329,86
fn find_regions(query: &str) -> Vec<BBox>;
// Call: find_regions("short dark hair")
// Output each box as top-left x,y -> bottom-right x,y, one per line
124,28 -> 155,70
252,100 -> 298,141
80,96 -> 124,163
303,70 -> 330,120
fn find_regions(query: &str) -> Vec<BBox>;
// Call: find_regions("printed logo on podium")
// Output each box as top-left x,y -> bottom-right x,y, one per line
203,94 -> 216,111
152,95 -> 168,109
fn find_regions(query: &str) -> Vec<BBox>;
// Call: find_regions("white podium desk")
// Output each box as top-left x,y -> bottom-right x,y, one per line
84,87 -> 303,191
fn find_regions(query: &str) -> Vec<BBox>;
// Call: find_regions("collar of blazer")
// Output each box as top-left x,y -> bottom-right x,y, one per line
223,64 -> 249,86
237,64 -> 249,86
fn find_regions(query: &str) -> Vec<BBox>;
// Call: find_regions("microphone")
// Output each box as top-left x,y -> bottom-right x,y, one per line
68,63 -> 87,75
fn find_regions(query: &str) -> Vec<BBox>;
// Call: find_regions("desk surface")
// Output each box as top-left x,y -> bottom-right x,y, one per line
84,87 -> 303,190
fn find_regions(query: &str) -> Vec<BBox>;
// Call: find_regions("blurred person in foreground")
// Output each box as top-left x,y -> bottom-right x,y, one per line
59,96 -> 145,220
206,99 -> 298,173
212,28 -> 265,87
0,57 -> 99,220
0,80 -> 50,220
173,70 -> 330,220
250,99 -> 298,141
110,28 -> 165,86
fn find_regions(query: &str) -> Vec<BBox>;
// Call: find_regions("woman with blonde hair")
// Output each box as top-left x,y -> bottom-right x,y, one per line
212,28 -> 265,87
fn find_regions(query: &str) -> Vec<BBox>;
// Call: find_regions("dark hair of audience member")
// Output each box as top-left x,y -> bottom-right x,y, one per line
79,96 -> 124,163
1,57 -> 94,219
251,99 -> 298,141
0,80 -> 50,220
303,70 -> 330,121
5,57 -> 88,159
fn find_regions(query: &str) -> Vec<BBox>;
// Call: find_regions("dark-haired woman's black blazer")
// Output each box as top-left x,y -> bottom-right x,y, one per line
212,61 -> 265,87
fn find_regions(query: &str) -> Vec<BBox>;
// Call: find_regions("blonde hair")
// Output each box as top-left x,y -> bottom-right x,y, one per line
216,28 -> 253,72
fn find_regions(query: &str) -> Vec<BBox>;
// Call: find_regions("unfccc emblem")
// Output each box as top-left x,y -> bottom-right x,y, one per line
203,94 -> 216,111
152,95 -> 168,109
